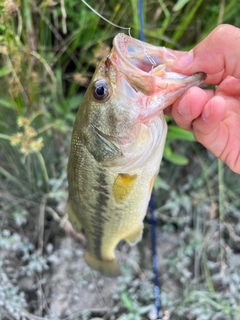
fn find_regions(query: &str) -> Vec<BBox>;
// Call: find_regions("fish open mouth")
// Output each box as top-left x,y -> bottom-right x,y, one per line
112,33 -> 176,73
110,33 -> 206,96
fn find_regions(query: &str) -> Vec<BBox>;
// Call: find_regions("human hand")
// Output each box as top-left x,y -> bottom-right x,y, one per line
165,24 -> 240,174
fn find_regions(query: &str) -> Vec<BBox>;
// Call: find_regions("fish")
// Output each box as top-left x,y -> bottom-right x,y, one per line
67,33 -> 206,277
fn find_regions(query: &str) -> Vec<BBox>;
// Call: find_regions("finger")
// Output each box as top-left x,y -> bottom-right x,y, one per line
217,75 -> 240,97
164,105 -> 172,117
192,96 -> 227,139
191,96 -> 240,174
172,24 -> 240,81
192,96 -> 229,165
170,87 -> 212,131
171,51 -> 225,85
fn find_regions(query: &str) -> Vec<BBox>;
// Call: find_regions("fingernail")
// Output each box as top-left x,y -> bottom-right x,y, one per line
202,105 -> 212,120
178,103 -> 190,116
174,50 -> 193,69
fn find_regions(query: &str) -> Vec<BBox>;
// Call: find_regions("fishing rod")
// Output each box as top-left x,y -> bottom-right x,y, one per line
137,1 -> 162,319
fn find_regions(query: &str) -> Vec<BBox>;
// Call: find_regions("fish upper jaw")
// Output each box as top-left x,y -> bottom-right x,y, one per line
112,33 -> 177,74
111,33 -> 178,96
110,33 -> 206,122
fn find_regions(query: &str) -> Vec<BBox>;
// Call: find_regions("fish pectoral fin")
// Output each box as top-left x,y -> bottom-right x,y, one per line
124,224 -> 143,245
85,251 -> 120,277
90,125 -> 121,162
113,173 -> 137,203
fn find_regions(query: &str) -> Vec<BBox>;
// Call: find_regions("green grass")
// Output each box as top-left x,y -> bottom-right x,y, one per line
0,0 -> 240,319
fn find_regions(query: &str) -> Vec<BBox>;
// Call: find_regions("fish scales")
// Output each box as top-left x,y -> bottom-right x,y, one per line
67,33 -> 206,277
68,128 -> 163,275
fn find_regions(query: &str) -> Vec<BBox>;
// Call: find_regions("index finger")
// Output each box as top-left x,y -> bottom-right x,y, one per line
170,50 -> 225,85
171,24 -> 240,84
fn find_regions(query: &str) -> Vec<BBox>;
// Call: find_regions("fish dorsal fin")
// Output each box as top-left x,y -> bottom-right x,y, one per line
113,174 -> 137,203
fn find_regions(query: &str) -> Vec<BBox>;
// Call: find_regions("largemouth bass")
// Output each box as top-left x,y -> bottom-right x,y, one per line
67,34 -> 206,277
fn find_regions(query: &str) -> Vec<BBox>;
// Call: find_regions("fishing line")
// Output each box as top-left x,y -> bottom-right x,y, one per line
81,0 -> 131,36
138,0 -> 145,41
137,0 -> 162,319
143,48 -> 157,67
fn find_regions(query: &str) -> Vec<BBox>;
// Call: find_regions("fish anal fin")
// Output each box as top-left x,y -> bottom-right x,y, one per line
85,251 -> 120,277
124,224 -> 143,245
113,174 -> 137,203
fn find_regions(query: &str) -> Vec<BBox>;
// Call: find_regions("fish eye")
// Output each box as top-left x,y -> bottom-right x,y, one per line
93,80 -> 109,100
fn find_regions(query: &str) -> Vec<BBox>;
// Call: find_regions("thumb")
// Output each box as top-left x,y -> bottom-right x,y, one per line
173,24 -> 240,81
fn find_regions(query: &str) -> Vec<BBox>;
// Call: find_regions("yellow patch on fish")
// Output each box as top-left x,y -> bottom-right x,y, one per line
112,174 -> 137,203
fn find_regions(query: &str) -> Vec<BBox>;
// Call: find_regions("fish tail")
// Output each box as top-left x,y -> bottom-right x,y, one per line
85,251 -> 120,277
